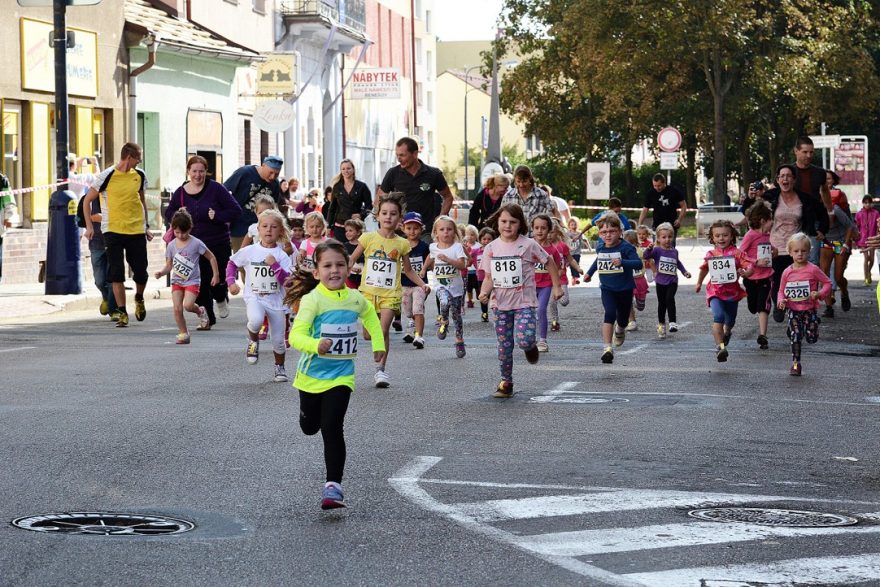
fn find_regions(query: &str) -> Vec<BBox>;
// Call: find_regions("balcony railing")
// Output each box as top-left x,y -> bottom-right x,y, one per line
279,0 -> 366,33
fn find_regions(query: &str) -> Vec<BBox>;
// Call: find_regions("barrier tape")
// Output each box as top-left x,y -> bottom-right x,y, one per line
0,180 -> 67,197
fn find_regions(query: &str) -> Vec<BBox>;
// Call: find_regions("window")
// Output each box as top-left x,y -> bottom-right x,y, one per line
426,50 -> 433,78
252,0 -> 265,14
425,10 -> 431,33
260,130 -> 269,162
426,91 -> 433,113
243,119 -> 251,164
416,39 -> 423,65
416,82 -> 424,106
137,111 -> 159,188
415,0 -> 422,18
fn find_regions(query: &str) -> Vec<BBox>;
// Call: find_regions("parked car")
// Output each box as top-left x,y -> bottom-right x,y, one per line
695,204 -> 744,236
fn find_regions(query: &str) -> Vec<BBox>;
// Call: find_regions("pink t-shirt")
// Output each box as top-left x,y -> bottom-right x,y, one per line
739,229 -> 774,281
480,235 -> 548,311
700,245 -> 751,303
855,208 -> 879,248
770,196 -> 802,251
534,242 -> 563,288
777,263 -> 832,311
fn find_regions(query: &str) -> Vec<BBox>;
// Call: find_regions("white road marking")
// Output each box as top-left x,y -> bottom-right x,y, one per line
623,553 -> 880,586
0,346 -> 37,353
619,343 -> 648,355
515,516 -> 880,557
148,327 -> 177,332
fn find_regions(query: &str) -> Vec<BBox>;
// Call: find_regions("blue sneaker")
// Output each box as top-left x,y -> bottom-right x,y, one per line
321,482 -> 345,510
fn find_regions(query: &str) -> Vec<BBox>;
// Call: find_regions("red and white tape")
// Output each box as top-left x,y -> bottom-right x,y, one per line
0,180 -> 68,197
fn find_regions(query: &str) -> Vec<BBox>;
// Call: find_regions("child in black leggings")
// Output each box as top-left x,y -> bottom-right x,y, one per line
642,222 -> 690,339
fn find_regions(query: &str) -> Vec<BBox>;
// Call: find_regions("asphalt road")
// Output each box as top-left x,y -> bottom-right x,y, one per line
1,270 -> 879,586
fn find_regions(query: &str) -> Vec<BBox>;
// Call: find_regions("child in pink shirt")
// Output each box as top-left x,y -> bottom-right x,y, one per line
695,220 -> 754,362
479,204 -> 561,398
855,195 -> 880,285
777,233 -> 832,376
739,203 -> 775,350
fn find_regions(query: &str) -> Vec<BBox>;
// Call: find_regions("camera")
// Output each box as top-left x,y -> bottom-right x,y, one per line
750,180 -> 763,192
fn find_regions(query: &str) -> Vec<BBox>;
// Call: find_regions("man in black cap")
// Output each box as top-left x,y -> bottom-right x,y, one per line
225,155 -> 286,251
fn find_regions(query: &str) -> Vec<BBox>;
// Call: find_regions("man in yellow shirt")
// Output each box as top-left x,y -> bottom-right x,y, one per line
83,143 -> 153,327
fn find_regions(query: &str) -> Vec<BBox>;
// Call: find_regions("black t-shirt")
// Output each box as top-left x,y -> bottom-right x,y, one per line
223,165 -> 283,237
644,185 -> 685,227
379,160 -> 448,231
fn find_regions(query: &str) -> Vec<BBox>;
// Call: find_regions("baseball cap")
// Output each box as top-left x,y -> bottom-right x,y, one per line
66,153 -> 78,162
263,155 -> 283,170
402,212 -> 424,225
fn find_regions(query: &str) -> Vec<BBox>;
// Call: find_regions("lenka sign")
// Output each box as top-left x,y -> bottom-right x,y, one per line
253,100 -> 294,133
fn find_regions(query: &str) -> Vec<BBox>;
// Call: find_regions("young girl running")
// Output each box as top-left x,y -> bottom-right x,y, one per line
153,209 -> 219,344
531,214 -> 564,352
474,227 -> 496,322
643,222 -> 690,339
695,220 -> 754,362
856,195 -> 879,285
479,204 -> 561,397
463,224 -> 480,308
739,204 -> 775,349
547,219 -> 580,333
226,209 -> 294,382
424,215 -> 469,358
284,240 -> 385,509
348,192 -> 430,387
637,225 -> 656,282
567,217 -> 587,284
343,218 -> 365,289
584,213 -> 643,364
298,211 -> 328,272
622,230 -> 648,332
777,233 -> 832,376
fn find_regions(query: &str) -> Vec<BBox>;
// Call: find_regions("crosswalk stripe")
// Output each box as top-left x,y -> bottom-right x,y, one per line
514,515 -> 880,557
452,489 -> 798,522
623,552 -> 880,586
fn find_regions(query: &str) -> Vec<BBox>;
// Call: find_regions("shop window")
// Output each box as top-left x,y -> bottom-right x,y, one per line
2,104 -> 22,224
137,111 -> 160,188
187,109 -> 223,180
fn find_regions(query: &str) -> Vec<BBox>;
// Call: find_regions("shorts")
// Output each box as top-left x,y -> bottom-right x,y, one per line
172,284 -> 200,295
402,285 -> 427,317
744,277 -> 772,314
366,293 -> 401,313
104,232 -> 148,284
823,240 -> 846,255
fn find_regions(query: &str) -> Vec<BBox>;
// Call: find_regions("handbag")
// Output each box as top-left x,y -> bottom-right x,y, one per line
163,190 -> 186,244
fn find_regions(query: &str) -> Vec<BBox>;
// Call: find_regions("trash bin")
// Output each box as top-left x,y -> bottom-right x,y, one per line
45,188 -> 82,294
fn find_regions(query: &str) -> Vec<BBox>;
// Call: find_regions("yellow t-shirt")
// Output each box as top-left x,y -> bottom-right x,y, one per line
357,231 -> 412,298
94,166 -> 146,235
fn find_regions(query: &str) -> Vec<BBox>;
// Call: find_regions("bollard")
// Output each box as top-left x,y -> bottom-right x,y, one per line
45,187 -> 82,294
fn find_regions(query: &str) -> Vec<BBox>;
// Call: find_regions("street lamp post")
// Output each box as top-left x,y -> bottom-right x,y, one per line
462,65 -> 482,201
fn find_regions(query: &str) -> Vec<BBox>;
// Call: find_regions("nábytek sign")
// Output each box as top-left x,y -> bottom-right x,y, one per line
350,68 -> 401,100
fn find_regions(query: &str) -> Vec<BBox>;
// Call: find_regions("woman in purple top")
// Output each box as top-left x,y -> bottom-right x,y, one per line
295,189 -> 320,216
165,155 -> 242,327
643,222 -> 691,339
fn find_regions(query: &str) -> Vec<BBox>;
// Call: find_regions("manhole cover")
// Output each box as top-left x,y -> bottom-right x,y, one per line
12,512 -> 196,535
687,507 -> 858,528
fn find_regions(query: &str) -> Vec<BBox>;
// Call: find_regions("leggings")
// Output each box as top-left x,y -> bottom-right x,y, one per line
437,289 -> 464,340
709,297 -> 739,327
548,283 -> 570,324
571,254 -> 581,279
494,307 -> 537,382
536,286 -> 552,338
601,288 -> 634,328
771,254 -> 794,309
198,241 -> 231,324
299,386 -> 351,483
787,309 -> 819,362
656,282 -> 678,323
246,300 -> 287,354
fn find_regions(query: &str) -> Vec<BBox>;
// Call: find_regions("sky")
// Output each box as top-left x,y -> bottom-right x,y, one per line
433,0 -> 504,41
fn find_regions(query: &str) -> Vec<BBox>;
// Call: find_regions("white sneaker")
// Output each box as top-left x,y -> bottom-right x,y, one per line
412,335 -> 425,349
613,326 -> 626,347
374,369 -> 390,388
273,364 -> 288,382
537,340 -> 549,352
625,320 -> 638,332
657,323 -> 667,339
668,322 -> 679,332
197,306 -> 209,329
217,299 -> 230,319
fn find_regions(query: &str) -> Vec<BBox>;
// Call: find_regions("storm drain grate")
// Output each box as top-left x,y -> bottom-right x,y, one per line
12,512 -> 195,536
687,507 -> 859,528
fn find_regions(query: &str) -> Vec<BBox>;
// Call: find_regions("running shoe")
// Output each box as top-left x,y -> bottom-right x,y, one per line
99,300 -> 109,316
134,297 -> 146,321
668,322 -> 679,332
116,312 -> 129,328
320,481 -> 346,510
723,330 -> 732,346
437,320 -> 448,340
772,308 -> 785,323
524,345 -> 540,364
716,345 -> 729,362
550,320 -> 560,332
246,340 -> 259,364
822,306 -> 834,318
455,341 -> 466,358
493,380 -> 513,398
757,334 -> 769,350
374,369 -> 390,388
789,361 -> 802,376
402,332 -> 415,343
537,340 -> 549,352
413,335 -> 425,349
198,306 -> 209,330
625,320 -> 638,332
392,318 -> 402,332
109,310 -> 122,322
613,326 -> 626,347
866,277 -> 872,286
481,312 -> 489,322
217,299 -> 230,319
273,364 -> 288,382
841,292 -> 851,312
435,315 -> 442,325
467,300 -> 474,308
601,347 -> 614,364
176,333 -> 190,345
657,323 -> 666,339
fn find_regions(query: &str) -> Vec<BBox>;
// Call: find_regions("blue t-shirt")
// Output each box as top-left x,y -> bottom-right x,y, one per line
592,210 -> 631,247
402,240 -> 430,287
586,240 -> 642,291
